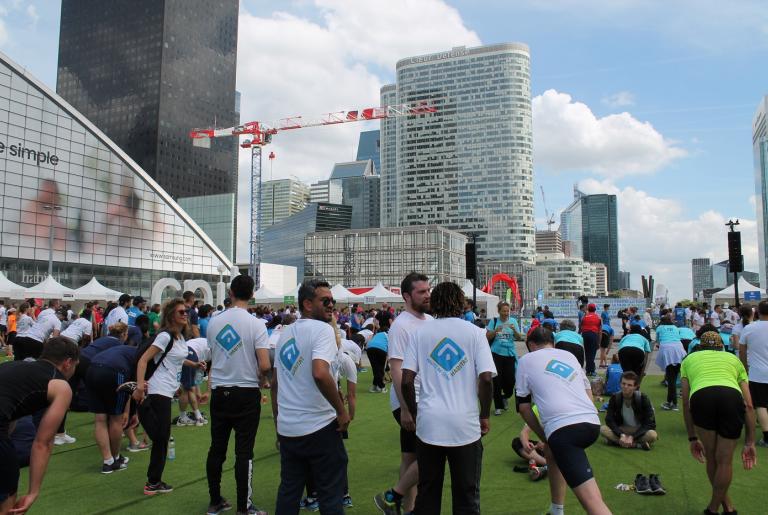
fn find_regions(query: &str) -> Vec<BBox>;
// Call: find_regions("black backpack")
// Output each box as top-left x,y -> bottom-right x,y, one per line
134,330 -> 174,380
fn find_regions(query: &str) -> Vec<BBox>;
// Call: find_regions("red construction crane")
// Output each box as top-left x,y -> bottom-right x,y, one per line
190,100 -> 437,284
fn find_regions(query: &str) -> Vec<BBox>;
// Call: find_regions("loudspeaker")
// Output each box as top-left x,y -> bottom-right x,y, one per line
465,242 -> 476,280
728,232 -> 744,273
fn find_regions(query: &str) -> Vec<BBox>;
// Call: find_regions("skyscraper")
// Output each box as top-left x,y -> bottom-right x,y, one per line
560,186 -> 585,259
56,0 -> 239,202
692,258 -> 713,298
329,160 -> 380,229
380,44 -> 535,265
261,178 -> 311,227
753,96 -> 768,288
582,193 -> 619,291
356,130 -> 381,173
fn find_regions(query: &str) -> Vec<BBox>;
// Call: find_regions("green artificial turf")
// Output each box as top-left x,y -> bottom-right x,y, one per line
16,372 -> 767,514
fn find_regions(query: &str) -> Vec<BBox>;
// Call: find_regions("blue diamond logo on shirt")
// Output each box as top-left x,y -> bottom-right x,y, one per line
279,338 -> 301,374
429,337 -> 467,375
545,359 -> 576,380
215,324 -> 242,355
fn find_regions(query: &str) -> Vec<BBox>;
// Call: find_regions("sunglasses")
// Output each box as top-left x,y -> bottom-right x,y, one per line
176,310 -> 188,316
320,297 -> 336,307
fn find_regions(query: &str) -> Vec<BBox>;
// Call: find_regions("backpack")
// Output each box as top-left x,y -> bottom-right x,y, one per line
134,330 -> 173,380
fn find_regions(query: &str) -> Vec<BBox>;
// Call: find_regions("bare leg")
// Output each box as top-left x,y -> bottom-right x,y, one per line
189,386 -> 200,414
698,428 -> 718,490
756,407 -> 768,433
396,453 -> 418,512
543,445 -> 566,506
93,414 -> 111,460
572,478 -> 612,515
108,415 -> 124,458
710,435 -> 738,513
177,389 -> 189,415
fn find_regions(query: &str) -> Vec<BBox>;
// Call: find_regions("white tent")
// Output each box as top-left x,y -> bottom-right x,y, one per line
0,272 -> 26,299
74,277 -> 123,302
25,275 -> 76,300
330,284 -> 363,303
253,285 -> 282,303
461,279 -> 501,318
712,277 -> 765,300
365,282 -> 403,303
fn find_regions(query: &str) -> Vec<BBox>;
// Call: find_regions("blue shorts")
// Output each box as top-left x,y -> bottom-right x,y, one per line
180,348 -> 199,390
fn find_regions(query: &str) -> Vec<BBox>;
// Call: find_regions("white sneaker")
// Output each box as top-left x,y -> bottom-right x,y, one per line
195,417 -> 207,427
176,415 -> 195,426
494,409 -> 503,416
368,385 -> 379,393
54,433 -> 77,445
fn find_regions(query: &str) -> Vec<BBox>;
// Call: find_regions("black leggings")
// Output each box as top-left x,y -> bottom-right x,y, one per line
665,364 -> 681,404
618,347 -> 645,378
366,348 -> 387,389
138,394 -> 172,484
491,353 -> 516,410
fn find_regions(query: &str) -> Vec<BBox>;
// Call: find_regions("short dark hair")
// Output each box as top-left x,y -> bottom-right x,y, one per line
135,314 -> 150,335
298,280 -> 330,312
526,326 -> 554,346
230,274 -> 255,301
603,304 -> 610,309
401,272 -> 429,296
429,282 -> 464,318
40,336 -> 79,364
621,371 -> 639,385
182,291 -> 196,302
118,293 -> 132,306
758,301 -> 768,316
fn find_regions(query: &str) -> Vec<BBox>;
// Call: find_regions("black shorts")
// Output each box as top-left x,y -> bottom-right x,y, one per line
0,324 -> 6,335
690,386 -> 745,439
12,336 -> 43,361
600,332 -> 612,349
555,342 -> 585,367
85,364 -> 130,415
749,381 -> 768,409
0,437 -> 19,501
180,348 -> 199,390
618,346 -> 645,376
546,423 -> 600,488
392,407 -> 418,454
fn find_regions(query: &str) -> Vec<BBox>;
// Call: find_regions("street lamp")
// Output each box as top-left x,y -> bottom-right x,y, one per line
42,204 -> 63,277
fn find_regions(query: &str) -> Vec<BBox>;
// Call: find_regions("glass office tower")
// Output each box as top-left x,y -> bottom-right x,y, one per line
581,194 -> 619,292
356,130 -> 381,173
753,97 -> 768,288
380,44 -> 535,265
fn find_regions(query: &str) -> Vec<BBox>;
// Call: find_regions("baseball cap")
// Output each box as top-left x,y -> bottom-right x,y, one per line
133,296 -> 146,305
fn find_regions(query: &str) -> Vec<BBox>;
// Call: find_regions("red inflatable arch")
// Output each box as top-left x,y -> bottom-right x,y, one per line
481,273 -> 521,308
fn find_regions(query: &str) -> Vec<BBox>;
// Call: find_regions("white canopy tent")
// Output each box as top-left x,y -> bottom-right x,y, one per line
253,285 -> 281,303
25,275 -> 76,300
711,277 -> 766,301
461,279 -> 501,319
365,282 -> 403,303
330,284 -> 363,303
0,272 -> 26,299
74,277 -> 123,302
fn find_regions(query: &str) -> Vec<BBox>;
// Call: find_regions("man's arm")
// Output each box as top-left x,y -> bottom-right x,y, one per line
739,342 -> 749,372
256,348 -> 272,388
270,368 -> 278,424
518,402 -> 546,442
401,369 -> 418,420
346,380 -> 356,420
14,380 -> 72,514
478,371 -> 493,435
604,395 -> 622,437
312,359 -> 350,431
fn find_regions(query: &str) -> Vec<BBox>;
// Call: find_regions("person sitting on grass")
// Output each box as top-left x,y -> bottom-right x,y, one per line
600,371 -> 658,450
511,405 -> 548,481
603,354 -> 623,396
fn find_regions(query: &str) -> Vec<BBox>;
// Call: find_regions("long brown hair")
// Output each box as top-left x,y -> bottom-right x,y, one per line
160,298 -> 186,338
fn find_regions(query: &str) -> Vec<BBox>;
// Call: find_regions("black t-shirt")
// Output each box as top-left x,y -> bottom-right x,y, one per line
0,360 -> 63,436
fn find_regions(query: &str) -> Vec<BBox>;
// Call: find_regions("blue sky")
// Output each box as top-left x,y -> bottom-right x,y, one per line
2,0 -> 764,301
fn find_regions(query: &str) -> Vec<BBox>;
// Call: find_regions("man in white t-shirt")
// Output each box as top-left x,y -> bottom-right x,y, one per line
400,282 -> 495,514
104,294 -> 131,332
14,309 -> 63,361
205,274 -> 271,515
516,327 -> 610,515
272,280 -> 350,515
739,300 -> 768,446
60,312 -> 93,346
374,272 -> 433,515
709,305 -> 722,328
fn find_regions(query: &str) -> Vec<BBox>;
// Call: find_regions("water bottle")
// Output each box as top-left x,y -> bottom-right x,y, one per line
168,436 -> 175,461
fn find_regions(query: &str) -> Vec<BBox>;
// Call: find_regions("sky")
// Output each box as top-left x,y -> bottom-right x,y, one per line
1,0 -> 765,301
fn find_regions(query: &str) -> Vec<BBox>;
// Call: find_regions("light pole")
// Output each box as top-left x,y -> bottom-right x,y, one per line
42,204 -> 62,277
726,219 -> 742,307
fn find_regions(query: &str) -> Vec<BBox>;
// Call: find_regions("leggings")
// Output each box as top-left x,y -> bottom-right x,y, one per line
665,364 -> 681,404
491,353 -> 516,410
366,348 -> 387,389
138,394 -> 172,484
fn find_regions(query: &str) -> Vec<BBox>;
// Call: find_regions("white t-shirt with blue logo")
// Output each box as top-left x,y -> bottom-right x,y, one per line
206,307 -> 269,389
515,347 -> 599,438
388,311 -> 434,411
275,318 -> 339,437
148,332 -> 188,398
402,318 -> 497,447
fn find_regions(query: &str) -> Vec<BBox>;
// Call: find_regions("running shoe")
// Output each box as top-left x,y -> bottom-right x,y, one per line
177,414 -> 195,426
494,409 -> 503,416
244,505 -> 268,515
634,474 -> 652,495
299,497 -> 319,512
756,439 -> 768,448
502,397 -> 509,410
342,495 -> 353,508
127,441 -> 151,452
195,417 -> 207,427
206,498 -> 232,515
529,465 -> 548,481
114,454 -> 129,466
144,481 -> 174,495
373,490 -> 401,515
368,385 -> 379,393
116,381 -> 138,394
101,462 -> 117,474
649,474 -> 666,495
54,433 -> 77,445
660,402 -> 675,411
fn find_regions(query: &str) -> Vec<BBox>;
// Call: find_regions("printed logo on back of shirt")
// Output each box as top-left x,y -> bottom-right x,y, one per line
429,337 -> 468,377
215,324 -> 243,356
279,338 -> 303,376
545,359 -> 576,380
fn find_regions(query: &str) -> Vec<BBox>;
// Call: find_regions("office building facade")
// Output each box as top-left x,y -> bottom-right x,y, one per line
0,51 -> 232,297
691,258 -> 713,297
535,230 -> 562,254
594,263 -> 608,296
753,97 -> 768,288
582,194 -> 619,291
309,179 -> 343,204
559,187 -> 584,259
328,160 -> 380,229
356,130 -> 381,173
535,253 -> 598,299
261,203 -> 352,279
304,225 -> 466,287
177,193 -> 235,260
618,270 -> 631,291
380,44 -> 535,264
261,178 -> 310,227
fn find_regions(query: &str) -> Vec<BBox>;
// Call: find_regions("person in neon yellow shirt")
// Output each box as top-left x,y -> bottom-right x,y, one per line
680,331 -> 757,515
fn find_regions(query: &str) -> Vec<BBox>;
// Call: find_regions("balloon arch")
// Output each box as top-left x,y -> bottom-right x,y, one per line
480,273 -> 522,309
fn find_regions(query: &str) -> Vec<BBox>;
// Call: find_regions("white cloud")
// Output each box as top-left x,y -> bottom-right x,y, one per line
26,4 -> 38,25
577,178 -> 758,301
234,1 -> 480,261
533,89 -> 687,177
602,91 -> 635,108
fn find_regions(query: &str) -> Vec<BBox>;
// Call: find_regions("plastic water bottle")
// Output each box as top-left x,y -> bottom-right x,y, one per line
168,436 -> 175,461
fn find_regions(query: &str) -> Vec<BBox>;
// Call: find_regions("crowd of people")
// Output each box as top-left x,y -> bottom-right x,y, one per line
0,279 -> 764,514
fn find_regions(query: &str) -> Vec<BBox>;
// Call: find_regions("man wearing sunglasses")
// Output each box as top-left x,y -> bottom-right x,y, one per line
272,280 -> 350,515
